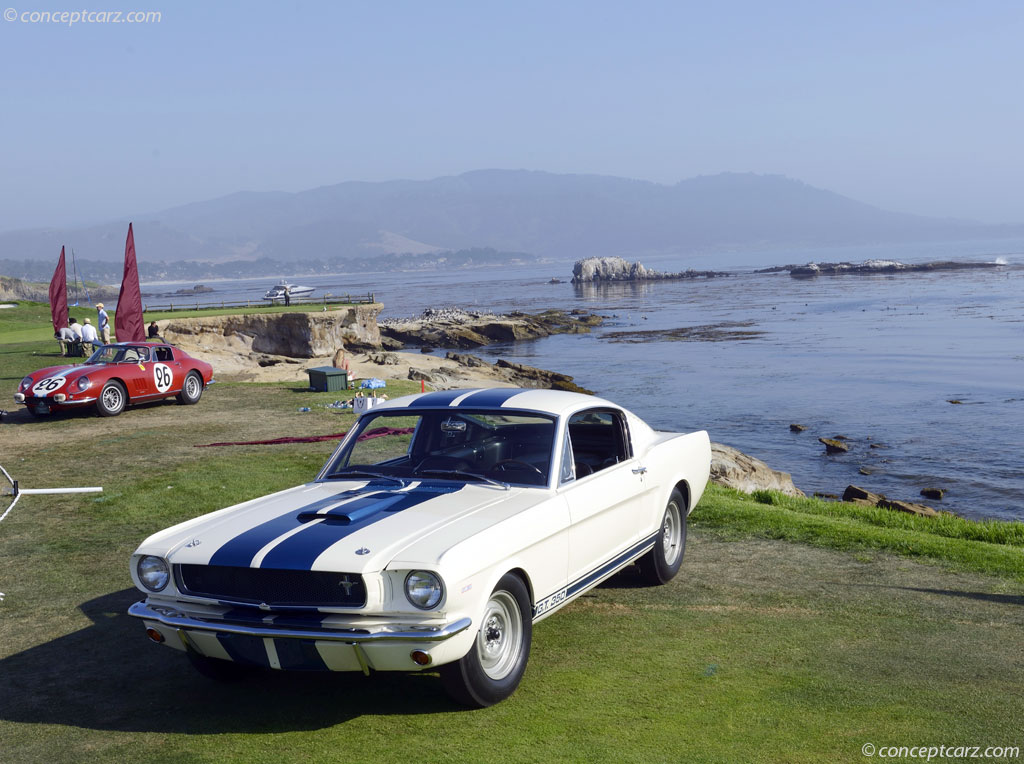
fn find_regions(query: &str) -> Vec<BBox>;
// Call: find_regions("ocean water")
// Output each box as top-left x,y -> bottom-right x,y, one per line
142,238 -> 1024,521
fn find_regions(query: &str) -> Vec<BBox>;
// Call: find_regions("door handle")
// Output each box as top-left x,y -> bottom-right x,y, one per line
631,467 -> 647,475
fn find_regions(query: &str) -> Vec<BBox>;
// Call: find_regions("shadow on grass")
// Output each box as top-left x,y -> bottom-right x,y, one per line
0,589 -> 461,733
895,586 -> 1024,606
845,583 -> 1024,606
0,397 -> 186,427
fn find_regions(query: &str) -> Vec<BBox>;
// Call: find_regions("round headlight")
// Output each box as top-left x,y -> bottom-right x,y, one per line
137,556 -> 170,592
76,375 -> 91,391
20,376 -> 33,390
405,570 -> 444,610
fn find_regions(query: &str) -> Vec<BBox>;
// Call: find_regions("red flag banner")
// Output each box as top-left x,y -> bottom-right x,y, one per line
49,246 -> 68,334
114,223 -> 145,342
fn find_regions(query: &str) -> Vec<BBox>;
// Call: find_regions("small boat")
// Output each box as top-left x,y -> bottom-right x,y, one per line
263,282 -> 315,301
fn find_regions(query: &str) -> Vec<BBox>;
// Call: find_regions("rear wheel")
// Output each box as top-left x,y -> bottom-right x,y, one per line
96,380 -> 126,417
177,371 -> 203,405
638,488 -> 687,585
441,573 -> 532,707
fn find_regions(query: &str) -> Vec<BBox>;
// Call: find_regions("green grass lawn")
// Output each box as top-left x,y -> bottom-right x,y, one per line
1,303 -> 1022,764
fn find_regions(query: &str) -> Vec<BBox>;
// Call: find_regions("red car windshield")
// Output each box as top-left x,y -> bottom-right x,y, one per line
85,345 -> 152,364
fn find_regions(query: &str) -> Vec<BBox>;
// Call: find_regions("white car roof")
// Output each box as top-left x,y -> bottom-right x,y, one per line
370,388 -> 619,417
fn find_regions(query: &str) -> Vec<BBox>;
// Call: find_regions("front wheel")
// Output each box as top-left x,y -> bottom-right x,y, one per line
96,380 -> 126,417
176,371 -> 203,405
440,573 -> 532,707
638,488 -> 687,585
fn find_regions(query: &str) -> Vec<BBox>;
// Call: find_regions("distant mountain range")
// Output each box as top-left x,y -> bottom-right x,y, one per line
2,170 -> 1022,267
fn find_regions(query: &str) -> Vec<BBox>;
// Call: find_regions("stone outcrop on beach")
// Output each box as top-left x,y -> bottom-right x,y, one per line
379,308 -> 602,349
755,259 -> 1005,279
405,352 -> 594,394
162,304 -> 383,358
819,437 -> 850,454
571,256 -> 730,284
710,443 -> 805,497
842,484 -> 939,517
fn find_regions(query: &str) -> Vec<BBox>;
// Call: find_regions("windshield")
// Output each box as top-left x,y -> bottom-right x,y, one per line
322,409 -> 557,487
84,345 -> 151,364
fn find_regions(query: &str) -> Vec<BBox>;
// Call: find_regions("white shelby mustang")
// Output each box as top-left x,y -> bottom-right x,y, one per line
129,388 -> 711,707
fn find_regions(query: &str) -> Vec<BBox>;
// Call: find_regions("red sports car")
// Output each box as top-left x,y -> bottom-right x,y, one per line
14,342 -> 214,417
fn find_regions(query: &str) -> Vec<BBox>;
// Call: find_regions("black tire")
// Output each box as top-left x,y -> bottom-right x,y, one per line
441,573 -> 532,708
96,380 -> 127,417
186,651 -> 252,682
176,371 -> 203,405
638,488 -> 687,585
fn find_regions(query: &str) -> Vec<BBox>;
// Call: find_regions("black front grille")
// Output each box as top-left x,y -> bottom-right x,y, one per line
175,564 -> 367,608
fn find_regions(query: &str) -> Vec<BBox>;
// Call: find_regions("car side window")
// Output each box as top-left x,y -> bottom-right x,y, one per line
567,409 -> 630,477
155,347 -> 173,362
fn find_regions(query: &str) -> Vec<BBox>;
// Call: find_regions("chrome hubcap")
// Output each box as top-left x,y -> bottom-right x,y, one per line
662,500 -> 682,566
186,376 -> 200,397
103,386 -> 122,410
477,590 -> 522,680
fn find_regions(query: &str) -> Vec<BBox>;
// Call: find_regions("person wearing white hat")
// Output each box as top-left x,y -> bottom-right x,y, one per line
96,303 -> 110,344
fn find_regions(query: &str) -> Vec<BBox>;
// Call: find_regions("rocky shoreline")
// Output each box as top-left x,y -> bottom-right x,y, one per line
379,307 -> 603,349
0,275 -> 119,304
155,302 -> 955,518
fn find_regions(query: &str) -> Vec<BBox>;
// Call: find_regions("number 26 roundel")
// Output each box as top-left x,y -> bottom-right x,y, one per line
153,363 -> 174,393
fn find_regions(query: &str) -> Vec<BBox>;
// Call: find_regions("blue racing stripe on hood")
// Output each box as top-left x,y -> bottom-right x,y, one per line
456,388 -> 523,408
258,481 -> 464,571
208,483 -> 394,568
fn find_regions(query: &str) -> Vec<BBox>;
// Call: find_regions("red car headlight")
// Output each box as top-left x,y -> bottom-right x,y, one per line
20,376 -> 33,390
76,376 -> 91,391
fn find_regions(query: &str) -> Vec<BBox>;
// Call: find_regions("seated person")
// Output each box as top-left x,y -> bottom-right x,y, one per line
80,317 -> 102,351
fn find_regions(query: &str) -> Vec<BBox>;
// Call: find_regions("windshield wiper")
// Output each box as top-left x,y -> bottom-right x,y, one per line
415,469 -> 510,490
326,468 -> 405,487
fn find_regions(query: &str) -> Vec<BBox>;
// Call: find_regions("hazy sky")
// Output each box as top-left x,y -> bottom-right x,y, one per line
1,0 -> 1021,232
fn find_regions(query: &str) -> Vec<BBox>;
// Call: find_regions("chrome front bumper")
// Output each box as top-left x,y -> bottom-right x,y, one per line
128,600 -> 472,644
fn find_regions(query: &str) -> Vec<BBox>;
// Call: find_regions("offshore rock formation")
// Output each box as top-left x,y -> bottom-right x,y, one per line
754,259 -> 1005,279
571,256 -> 730,283
162,304 -> 383,358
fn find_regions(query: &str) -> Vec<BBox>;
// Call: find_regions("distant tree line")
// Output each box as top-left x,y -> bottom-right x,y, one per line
0,247 -> 539,284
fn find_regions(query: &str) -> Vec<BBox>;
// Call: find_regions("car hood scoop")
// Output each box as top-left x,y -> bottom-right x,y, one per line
296,485 -> 453,524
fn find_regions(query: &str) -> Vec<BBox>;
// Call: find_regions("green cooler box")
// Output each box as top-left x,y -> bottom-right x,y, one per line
307,366 -> 349,393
